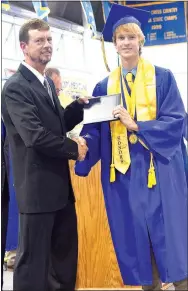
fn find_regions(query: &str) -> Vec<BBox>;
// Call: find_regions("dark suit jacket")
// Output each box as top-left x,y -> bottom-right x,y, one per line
1,64 -> 84,213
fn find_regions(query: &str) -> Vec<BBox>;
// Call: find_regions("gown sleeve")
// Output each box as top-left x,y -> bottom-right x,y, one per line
137,69 -> 186,161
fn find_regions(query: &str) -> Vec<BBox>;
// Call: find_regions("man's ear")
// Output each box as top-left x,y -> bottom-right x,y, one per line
20,41 -> 27,55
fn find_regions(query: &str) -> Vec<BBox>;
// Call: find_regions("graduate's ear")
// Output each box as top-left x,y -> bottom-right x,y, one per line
139,38 -> 145,55
139,46 -> 142,55
139,42 -> 144,55
114,44 -> 119,54
113,37 -> 118,53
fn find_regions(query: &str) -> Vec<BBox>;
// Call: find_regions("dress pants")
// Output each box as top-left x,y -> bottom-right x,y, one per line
13,202 -> 78,291
142,248 -> 188,291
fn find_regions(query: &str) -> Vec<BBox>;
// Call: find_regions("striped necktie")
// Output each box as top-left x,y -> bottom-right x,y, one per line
125,72 -> 134,94
43,78 -> 55,106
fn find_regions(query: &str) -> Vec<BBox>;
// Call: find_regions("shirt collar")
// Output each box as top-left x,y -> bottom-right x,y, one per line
22,61 -> 45,85
122,67 -> 137,77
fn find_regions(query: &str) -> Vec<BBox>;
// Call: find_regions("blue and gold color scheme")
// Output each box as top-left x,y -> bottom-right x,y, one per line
1,0 -> 10,11
75,3 -> 187,285
101,1 -> 112,22
101,1 -> 187,46
127,1 -> 187,45
80,1 -> 97,38
102,3 -> 150,42
32,1 -> 50,22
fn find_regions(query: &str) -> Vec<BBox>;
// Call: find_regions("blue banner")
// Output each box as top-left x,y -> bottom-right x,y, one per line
32,1 -> 50,22
101,1 -> 187,46
1,0 -> 10,11
125,1 -> 151,5
80,1 -> 97,37
101,1 -> 112,22
131,1 -> 187,46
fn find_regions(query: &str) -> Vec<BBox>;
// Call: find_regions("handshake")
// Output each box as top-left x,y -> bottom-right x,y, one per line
72,137 -> 88,161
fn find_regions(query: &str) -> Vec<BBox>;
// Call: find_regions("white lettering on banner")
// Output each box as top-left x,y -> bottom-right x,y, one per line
151,9 -> 162,15
164,15 -> 178,21
151,25 -> 162,30
163,7 -> 178,14
153,17 -> 163,22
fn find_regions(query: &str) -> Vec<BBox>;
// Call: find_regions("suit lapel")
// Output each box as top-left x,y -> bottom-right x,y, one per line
47,77 -> 66,133
18,64 -> 57,114
31,79 -> 57,113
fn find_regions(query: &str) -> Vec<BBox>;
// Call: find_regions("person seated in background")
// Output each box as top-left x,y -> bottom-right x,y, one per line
75,4 -> 188,291
45,67 -> 83,139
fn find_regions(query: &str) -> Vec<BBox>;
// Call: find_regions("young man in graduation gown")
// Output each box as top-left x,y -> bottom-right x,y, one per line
75,4 -> 188,290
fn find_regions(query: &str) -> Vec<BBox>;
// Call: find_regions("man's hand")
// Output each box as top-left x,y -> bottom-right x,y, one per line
113,105 -> 138,131
72,137 -> 88,161
77,96 -> 89,104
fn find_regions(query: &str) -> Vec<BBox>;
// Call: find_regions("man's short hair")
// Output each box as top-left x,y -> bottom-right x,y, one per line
45,67 -> 61,78
19,18 -> 50,43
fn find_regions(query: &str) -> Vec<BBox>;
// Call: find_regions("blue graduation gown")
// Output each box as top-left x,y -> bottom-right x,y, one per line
2,120 -> 18,251
75,66 -> 187,285
6,150 -> 19,251
182,114 -> 188,185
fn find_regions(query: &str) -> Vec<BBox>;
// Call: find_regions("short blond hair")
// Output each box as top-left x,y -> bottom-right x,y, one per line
113,23 -> 145,48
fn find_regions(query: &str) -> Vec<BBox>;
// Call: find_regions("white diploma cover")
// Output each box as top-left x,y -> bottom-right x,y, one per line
83,94 -> 121,124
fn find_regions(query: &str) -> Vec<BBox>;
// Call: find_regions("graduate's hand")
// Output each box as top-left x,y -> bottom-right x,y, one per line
77,143 -> 88,161
72,137 -> 88,161
113,105 -> 138,131
77,137 -> 87,146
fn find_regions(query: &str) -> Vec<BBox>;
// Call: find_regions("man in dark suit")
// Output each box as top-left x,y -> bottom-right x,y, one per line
1,18 -> 88,291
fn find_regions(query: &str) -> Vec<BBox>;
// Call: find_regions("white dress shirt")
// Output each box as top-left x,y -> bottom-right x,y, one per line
22,61 -> 45,85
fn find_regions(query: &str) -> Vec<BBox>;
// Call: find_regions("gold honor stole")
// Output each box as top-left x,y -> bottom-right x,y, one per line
108,57 -> 157,188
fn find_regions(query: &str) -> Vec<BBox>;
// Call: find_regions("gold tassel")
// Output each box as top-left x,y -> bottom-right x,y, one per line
148,153 -> 156,188
110,122 -> 116,183
101,36 -> 111,72
110,163 -> 116,182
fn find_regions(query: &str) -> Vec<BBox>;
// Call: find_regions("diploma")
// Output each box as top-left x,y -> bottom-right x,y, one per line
83,94 -> 121,124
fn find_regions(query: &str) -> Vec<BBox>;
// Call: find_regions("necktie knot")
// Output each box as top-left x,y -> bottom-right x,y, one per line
126,72 -> 133,83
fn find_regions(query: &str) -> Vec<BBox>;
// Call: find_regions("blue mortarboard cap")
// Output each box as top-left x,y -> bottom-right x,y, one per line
102,4 -> 150,42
